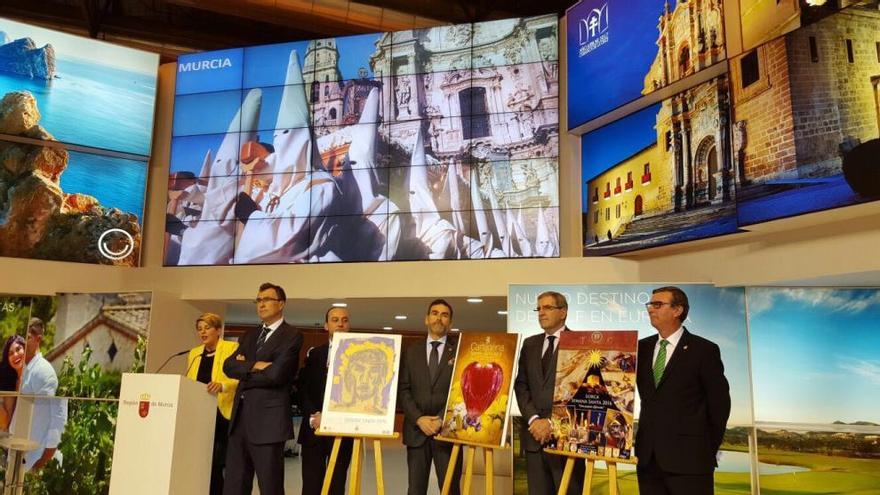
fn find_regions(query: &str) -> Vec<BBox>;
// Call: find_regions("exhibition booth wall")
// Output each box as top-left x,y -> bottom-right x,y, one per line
0,7 -> 878,494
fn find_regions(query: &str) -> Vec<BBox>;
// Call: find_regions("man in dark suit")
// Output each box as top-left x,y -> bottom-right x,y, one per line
514,291 -> 584,495
297,306 -> 354,495
636,286 -> 731,495
398,299 -> 462,495
223,282 -> 302,495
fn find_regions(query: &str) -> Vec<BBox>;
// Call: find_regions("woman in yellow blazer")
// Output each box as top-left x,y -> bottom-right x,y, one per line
186,313 -> 239,495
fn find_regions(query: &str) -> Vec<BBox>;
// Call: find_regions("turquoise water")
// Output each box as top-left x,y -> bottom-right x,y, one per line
0,57 -> 157,156
59,151 -> 148,223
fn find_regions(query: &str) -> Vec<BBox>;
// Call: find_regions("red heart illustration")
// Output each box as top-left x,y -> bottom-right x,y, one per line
461,362 -> 503,429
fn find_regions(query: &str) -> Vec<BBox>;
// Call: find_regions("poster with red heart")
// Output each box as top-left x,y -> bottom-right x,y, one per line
548,330 -> 638,459
438,332 -> 521,447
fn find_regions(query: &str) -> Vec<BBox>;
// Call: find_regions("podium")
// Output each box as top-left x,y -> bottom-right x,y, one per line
109,373 -> 216,495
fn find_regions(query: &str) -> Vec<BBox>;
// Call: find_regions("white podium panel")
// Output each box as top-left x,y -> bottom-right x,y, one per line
110,373 -> 216,495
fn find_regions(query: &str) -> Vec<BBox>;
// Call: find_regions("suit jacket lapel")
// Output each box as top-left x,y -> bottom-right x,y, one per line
657,328 -> 690,389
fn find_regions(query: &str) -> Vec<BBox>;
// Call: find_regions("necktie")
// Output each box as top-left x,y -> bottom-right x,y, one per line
256,325 -> 270,351
428,341 -> 441,381
541,335 -> 556,376
653,339 -> 669,385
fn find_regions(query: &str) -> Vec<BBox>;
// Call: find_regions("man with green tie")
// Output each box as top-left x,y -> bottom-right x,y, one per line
636,286 -> 730,495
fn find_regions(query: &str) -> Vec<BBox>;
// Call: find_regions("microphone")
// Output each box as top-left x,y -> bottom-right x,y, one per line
184,352 -> 202,378
154,349 -> 190,373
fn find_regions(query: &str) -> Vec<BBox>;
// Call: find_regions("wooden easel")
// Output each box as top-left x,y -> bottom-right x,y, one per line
316,431 -> 399,495
437,437 -> 506,495
544,448 -> 638,495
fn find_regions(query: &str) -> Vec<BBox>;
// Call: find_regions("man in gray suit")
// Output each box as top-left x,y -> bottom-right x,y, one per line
514,291 -> 584,494
398,299 -> 462,495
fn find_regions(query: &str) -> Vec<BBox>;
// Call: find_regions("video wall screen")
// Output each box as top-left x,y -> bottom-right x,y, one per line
577,3 -> 880,256
581,74 -> 740,255
731,5 -> 880,225
736,0 -> 879,54
166,15 -> 560,265
0,18 -> 158,267
566,0 -> 728,129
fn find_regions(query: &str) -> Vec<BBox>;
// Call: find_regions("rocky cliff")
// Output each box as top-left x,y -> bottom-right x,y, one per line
0,91 -> 141,265
0,38 -> 56,80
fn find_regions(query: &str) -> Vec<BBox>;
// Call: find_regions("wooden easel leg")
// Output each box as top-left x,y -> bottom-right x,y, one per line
582,459 -> 595,495
557,457 -> 575,495
348,438 -> 362,495
373,439 -> 385,495
321,437 -> 342,495
484,448 -> 494,495
441,444 -> 461,495
462,446 -> 476,495
607,462 -> 618,495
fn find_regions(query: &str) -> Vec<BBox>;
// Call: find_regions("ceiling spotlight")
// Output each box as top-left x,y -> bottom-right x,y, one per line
383,326 -> 393,331
394,315 -> 407,320
497,310 -> 508,315
466,298 -> 483,303
332,302 -> 347,308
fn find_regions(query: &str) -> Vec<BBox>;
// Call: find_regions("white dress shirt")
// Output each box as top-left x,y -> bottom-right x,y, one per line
652,326 -> 684,367
426,334 -> 448,362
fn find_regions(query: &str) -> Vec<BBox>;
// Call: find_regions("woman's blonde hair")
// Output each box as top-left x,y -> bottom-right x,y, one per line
196,312 -> 223,332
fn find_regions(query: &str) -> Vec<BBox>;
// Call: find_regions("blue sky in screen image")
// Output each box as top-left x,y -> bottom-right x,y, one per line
748,288 -> 880,425
172,90 -> 243,137
243,41 -> 311,88
507,284 -> 752,425
170,133 -> 236,176
567,0 -> 665,128
175,48 -> 244,95
580,103 -> 658,212
332,33 -> 383,79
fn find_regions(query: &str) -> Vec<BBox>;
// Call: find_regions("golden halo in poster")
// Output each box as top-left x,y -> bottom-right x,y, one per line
318,333 -> 402,436
549,331 -> 637,459
439,332 -> 521,447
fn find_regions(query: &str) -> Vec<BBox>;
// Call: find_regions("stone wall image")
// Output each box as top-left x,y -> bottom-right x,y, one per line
0,91 -> 141,265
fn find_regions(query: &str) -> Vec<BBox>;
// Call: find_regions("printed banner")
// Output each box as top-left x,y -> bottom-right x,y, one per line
548,330 -> 637,459
439,332 -> 521,446
319,333 -> 401,436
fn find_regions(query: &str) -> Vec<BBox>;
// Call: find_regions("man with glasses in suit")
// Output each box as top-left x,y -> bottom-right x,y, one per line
223,282 -> 302,495
636,286 -> 730,495
514,291 -> 583,494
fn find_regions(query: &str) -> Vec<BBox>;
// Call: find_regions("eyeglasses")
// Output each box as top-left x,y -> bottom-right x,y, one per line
644,302 -> 675,309
253,297 -> 281,304
533,305 -> 564,312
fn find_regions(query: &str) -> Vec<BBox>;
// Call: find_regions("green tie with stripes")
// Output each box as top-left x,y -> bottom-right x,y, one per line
653,339 -> 669,385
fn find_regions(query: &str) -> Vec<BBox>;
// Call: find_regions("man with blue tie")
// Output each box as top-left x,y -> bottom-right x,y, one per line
398,299 -> 462,495
636,286 -> 730,495
223,282 -> 302,495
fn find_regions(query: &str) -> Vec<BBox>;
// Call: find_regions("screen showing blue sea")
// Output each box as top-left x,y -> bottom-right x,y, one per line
0,18 -> 159,156
60,151 -> 148,224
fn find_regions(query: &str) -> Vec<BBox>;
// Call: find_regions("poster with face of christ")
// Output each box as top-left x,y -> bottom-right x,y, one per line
319,333 -> 401,436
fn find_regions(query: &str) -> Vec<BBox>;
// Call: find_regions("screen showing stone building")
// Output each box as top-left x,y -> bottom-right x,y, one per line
166,15 -> 560,265
581,76 -> 740,255
567,0 -> 727,129
731,6 -> 880,226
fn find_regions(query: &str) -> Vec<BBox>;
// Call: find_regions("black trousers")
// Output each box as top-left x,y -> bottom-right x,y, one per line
636,455 -> 714,495
524,449 -> 584,495
210,411 -> 230,495
301,436 -> 354,495
406,437 -> 462,495
223,414 -> 285,495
